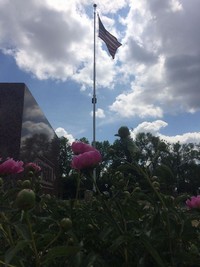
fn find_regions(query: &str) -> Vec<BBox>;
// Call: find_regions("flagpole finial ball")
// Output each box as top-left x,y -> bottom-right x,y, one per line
93,4 -> 97,8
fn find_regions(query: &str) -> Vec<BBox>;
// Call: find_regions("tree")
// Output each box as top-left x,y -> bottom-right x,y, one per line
56,130 -> 200,197
58,137 -> 73,177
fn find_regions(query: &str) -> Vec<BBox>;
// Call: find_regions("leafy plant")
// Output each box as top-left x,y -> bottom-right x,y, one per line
0,145 -> 200,266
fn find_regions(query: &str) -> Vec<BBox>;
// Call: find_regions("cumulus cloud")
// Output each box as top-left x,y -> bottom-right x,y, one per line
1,0 -> 200,142
96,108 -> 106,118
109,86 -> 163,118
0,0 -> 124,90
159,132 -> 200,144
131,120 -> 168,137
0,0 -> 91,80
115,0 -> 200,119
55,127 -> 75,144
130,120 -> 200,144
90,108 -> 106,118
1,0 -> 199,114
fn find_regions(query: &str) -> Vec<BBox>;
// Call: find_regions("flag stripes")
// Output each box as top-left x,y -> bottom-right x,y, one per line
98,15 -> 122,59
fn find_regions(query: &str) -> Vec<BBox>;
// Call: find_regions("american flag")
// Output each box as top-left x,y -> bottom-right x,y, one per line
98,16 -> 122,59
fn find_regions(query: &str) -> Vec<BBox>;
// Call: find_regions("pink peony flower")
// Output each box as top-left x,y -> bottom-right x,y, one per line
71,142 -> 96,155
0,158 -> 24,174
25,162 -> 41,173
71,150 -> 102,170
186,195 -> 200,209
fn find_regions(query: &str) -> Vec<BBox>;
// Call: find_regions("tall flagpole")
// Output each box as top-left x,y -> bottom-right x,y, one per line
92,4 -> 97,188
93,3 -> 97,148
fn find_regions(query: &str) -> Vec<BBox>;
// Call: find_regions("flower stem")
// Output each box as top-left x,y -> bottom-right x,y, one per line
75,172 -> 81,201
0,260 -> 16,267
43,228 -> 62,252
25,212 -> 40,267
136,164 -> 175,267
0,213 -> 14,246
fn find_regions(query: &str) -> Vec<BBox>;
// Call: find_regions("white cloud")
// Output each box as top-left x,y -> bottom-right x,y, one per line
170,0 -> 183,12
0,0 -> 200,143
109,86 -> 163,118
130,120 -> 200,144
55,127 -> 75,144
159,132 -> 200,144
0,0 -> 124,91
96,108 -> 106,118
116,0 -> 200,118
1,0 -> 199,114
90,108 -> 106,118
0,1 -> 90,79
131,120 -> 168,137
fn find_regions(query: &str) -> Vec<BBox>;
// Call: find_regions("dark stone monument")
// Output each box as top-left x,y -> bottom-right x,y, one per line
0,83 -> 59,193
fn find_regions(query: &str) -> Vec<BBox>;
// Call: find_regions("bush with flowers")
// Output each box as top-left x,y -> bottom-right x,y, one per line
0,142 -> 200,267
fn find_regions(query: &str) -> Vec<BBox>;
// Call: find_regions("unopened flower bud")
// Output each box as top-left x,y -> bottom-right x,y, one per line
60,218 -> 72,231
16,189 -> 35,210
22,180 -> 31,189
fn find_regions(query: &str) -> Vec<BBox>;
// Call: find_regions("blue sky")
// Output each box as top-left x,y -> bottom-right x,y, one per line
1,0 -> 200,144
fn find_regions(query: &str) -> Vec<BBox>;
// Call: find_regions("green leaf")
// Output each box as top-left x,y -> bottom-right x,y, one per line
5,240 -> 30,264
141,238 -> 166,267
109,235 -> 129,252
14,223 -> 30,240
36,233 -> 55,249
42,245 -> 80,265
0,260 -> 16,267
174,194 -> 190,205
99,227 -> 113,241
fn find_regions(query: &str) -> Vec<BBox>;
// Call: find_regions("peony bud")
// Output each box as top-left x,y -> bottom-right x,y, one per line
60,218 -> 72,231
16,189 -> 35,210
22,180 -> 32,189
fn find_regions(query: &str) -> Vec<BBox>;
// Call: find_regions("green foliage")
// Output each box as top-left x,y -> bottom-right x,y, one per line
58,136 -> 73,177
1,160 -> 200,267
58,131 -> 200,197
2,131 -> 200,266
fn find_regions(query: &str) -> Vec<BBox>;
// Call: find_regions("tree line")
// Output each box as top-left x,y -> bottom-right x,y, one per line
58,127 -> 200,198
